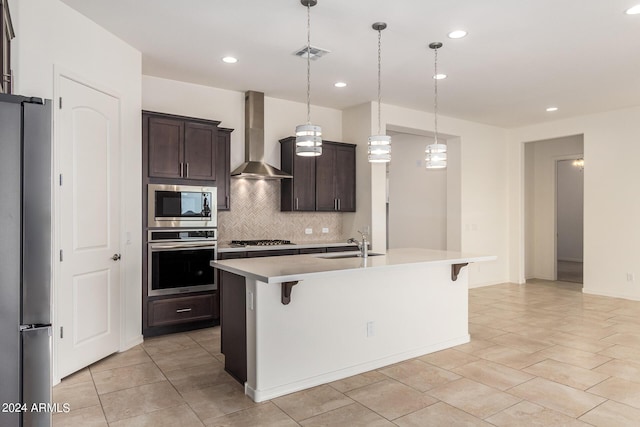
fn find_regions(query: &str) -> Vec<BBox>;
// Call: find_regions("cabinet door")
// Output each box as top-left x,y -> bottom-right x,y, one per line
293,153 -> 316,211
315,143 -> 337,211
335,144 -> 356,211
216,130 -> 231,210
184,122 -> 217,181
148,117 -> 183,178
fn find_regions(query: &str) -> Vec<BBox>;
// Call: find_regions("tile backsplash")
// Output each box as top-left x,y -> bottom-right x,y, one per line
217,179 -> 344,244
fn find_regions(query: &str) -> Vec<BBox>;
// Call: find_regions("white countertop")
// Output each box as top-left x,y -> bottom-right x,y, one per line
212,248 -> 496,283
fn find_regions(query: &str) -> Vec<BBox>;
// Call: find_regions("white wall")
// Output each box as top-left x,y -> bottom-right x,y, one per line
11,0 -> 142,376
343,102 -> 510,287
557,159 -> 584,262
510,106 -> 640,300
142,75 -> 343,172
524,135 -> 583,280
388,133 -> 447,250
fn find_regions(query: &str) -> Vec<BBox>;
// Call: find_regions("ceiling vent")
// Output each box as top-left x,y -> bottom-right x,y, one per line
293,45 -> 331,60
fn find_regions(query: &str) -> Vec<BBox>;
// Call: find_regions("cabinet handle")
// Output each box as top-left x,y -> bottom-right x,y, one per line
295,197 -> 299,210
225,195 -> 229,207
185,162 -> 189,177
180,162 -> 184,177
338,198 -> 341,211
334,199 -> 338,210
176,308 -> 192,313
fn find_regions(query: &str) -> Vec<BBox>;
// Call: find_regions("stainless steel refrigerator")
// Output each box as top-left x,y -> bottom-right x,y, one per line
0,93 -> 52,427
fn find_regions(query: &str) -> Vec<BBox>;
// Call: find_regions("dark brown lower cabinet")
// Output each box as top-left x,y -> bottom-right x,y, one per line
220,270 -> 247,384
148,294 -> 217,327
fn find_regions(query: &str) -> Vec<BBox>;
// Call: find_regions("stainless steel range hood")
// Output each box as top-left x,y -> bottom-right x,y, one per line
231,91 -> 292,179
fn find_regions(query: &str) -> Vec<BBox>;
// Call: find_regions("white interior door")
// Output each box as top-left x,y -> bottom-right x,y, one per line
57,75 -> 121,378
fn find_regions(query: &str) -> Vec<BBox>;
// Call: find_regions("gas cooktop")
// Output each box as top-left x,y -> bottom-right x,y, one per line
230,239 -> 293,247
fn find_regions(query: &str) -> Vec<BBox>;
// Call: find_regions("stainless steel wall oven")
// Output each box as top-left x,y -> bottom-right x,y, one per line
148,229 -> 217,296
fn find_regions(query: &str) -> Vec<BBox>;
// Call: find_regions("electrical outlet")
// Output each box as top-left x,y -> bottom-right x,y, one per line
305,228 -> 313,235
322,227 -> 329,233
366,321 -> 375,337
627,273 -> 635,282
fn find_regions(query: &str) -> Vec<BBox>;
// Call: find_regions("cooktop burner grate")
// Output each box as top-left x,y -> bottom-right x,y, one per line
231,239 -> 293,247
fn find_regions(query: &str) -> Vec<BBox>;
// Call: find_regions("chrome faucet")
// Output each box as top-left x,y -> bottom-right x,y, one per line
347,230 -> 369,258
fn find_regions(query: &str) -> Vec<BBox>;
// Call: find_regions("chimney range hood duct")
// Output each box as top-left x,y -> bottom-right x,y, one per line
231,91 -> 292,179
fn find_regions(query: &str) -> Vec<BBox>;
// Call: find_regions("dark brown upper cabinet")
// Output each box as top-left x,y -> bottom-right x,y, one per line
146,112 -> 219,181
143,111 -> 232,211
280,138 -> 356,212
1,0 -> 15,94
280,136 -> 316,211
316,141 -> 356,212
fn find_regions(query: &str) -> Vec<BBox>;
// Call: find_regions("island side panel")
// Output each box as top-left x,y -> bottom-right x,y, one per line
246,262 -> 469,402
220,270 -> 247,384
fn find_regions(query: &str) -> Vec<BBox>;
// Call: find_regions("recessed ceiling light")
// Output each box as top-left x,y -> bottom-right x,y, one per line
546,107 -> 558,112
433,74 -> 447,80
222,56 -> 238,64
448,30 -> 468,39
334,82 -> 347,88
626,5 -> 640,14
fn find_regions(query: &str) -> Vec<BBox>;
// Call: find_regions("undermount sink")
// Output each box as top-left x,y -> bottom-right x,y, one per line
318,252 -> 384,259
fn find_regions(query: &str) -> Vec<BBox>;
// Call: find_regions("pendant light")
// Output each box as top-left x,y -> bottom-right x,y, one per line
295,0 -> 322,157
425,42 -> 447,169
368,22 -> 391,163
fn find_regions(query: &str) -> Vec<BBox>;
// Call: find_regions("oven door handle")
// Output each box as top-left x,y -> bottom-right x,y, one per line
149,242 -> 216,250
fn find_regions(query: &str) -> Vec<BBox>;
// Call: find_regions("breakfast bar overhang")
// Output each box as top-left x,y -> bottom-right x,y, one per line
212,248 -> 496,402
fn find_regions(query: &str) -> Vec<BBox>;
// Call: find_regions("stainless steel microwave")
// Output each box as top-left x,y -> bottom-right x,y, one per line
148,184 -> 217,228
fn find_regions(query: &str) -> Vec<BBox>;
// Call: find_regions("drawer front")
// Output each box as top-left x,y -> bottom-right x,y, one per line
148,294 -> 215,327
218,251 -> 247,260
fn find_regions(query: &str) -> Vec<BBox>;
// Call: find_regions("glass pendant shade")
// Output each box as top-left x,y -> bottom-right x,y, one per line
295,124 -> 322,156
368,135 -> 391,163
425,143 -> 447,169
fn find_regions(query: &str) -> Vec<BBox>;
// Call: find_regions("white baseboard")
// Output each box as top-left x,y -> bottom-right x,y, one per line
582,288 -> 640,301
121,335 -> 143,352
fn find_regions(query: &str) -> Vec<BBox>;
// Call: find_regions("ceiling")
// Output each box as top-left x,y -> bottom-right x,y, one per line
60,0 -> 640,128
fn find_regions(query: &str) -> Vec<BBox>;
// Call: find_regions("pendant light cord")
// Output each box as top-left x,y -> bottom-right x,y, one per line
377,29 -> 382,135
433,46 -> 439,144
306,2 -> 311,124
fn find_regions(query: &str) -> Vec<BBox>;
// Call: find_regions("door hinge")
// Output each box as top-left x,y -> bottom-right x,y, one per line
60,326 -> 63,339
59,249 -> 63,262
59,97 -> 62,109
59,174 -> 63,186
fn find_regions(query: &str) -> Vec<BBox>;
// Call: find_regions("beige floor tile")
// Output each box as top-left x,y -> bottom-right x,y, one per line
203,402 -> 298,427
346,379 -> 437,420
52,404 -> 107,427
598,344 -> 640,363
579,399 -> 640,426
378,359 -> 461,392
523,359 -> 610,390
489,333 -> 553,353
181,381 -> 257,421
58,367 -> 92,385
99,381 -> 184,423
588,377 -> 640,408
299,402 -> 394,426
52,380 -> 100,412
453,359 -> 534,390
196,337 -> 222,356
394,401 -> 492,427
418,348 -> 479,369
593,358 -> 640,383
509,377 -> 606,418
536,345 -> 611,369
473,344 -> 548,369
186,327 -> 220,343
486,400 -> 592,427
272,384 -> 354,422
330,371 -> 387,393
469,323 -> 508,340
92,362 -> 166,395
108,404 -> 204,427
547,331 -> 614,353
426,378 -> 521,419
150,346 -> 218,373
142,333 -> 199,356
601,333 -> 640,349
163,359 -> 233,394
453,338 -> 496,354
89,346 -> 152,373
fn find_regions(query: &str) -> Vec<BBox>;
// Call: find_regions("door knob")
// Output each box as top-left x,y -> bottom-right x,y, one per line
111,253 -> 121,261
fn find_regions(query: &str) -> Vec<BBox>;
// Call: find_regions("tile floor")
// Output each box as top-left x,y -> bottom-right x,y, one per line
53,280 -> 640,426
557,261 -> 584,283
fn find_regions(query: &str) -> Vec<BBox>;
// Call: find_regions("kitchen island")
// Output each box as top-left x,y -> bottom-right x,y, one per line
212,248 -> 496,402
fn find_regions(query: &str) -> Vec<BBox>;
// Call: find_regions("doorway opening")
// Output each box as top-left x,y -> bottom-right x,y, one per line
556,158 -> 584,283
